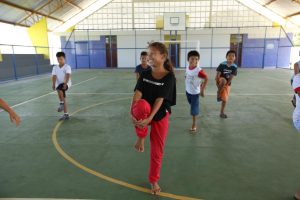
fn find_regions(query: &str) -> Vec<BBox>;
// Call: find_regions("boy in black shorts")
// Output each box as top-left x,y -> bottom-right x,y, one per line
52,52 -> 72,120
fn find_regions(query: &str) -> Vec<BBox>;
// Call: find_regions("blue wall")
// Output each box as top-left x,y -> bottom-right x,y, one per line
89,36 -> 106,68
61,32 -> 293,69
242,34 -> 292,68
61,36 -> 107,69
61,37 -> 76,69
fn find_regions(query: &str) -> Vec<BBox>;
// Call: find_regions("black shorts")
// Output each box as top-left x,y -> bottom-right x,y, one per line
56,83 -> 68,98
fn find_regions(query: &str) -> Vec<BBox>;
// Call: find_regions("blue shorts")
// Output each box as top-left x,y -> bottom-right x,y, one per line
294,119 -> 300,132
186,92 -> 200,116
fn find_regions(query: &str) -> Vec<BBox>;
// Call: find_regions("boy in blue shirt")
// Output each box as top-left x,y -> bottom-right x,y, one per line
135,51 -> 151,80
215,50 -> 238,118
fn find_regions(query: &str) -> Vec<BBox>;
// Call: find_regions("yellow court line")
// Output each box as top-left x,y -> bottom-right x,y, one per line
51,97 -> 202,200
0,76 -> 98,113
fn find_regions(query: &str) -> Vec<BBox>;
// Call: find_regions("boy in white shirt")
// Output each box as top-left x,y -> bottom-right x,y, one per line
52,52 -> 72,121
291,51 -> 300,107
292,73 -> 300,200
292,74 -> 300,132
185,50 -> 208,132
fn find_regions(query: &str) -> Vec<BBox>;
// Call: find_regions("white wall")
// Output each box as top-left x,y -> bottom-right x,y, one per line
117,30 -> 136,68
72,27 -> 289,68
134,30 -> 161,67
115,29 -> 231,68
185,29 -> 230,68
290,47 -> 300,69
117,30 -> 161,68
0,23 -> 32,47
0,23 -> 34,54
48,32 -> 62,64
0,23 -> 65,64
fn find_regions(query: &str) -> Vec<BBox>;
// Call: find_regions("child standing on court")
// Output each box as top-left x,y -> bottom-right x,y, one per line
292,73 -> 300,200
52,52 -> 72,121
291,51 -> 300,107
185,50 -> 208,132
0,98 -> 20,126
215,50 -> 237,118
135,51 -> 151,80
292,73 -> 300,132
293,50 -> 300,76
130,42 -> 176,195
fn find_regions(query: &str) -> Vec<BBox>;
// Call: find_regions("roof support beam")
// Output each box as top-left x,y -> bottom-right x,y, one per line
54,0 -> 112,32
264,0 -> 277,6
0,19 -> 29,27
292,0 -> 300,4
236,0 -> 286,25
16,0 -> 53,24
0,0 -> 63,22
64,0 -> 83,10
286,11 -> 300,18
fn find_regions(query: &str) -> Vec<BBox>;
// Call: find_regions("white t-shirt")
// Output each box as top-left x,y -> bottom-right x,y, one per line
293,74 -> 300,121
52,64 -> 72,88
185,66 -> 205,95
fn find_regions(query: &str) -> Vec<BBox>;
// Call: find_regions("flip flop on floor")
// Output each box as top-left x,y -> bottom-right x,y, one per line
189,127 -> 197,133
220,113 -> 228,118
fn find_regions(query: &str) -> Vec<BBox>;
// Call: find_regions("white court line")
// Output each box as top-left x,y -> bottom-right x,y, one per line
0,74 -> 51,87
0,76 -> 97,113
67,92 -> 293,96
263,76 -> 291,84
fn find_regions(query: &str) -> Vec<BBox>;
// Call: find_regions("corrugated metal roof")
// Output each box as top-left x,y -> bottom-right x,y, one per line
254,0 -> 300,26
0,4 -> 27,22
266,0 -> 300,17
0,0 -> 96,30
8,0 -> 46,9
0,0 -> 299,30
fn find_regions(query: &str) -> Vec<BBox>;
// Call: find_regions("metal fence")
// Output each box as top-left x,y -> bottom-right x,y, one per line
0,26 -> 295,82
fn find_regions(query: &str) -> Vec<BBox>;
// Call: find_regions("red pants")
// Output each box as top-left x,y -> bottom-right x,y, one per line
132,99 -> 169,183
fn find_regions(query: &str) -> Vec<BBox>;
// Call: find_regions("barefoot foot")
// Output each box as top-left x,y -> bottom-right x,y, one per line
150,182 -> 161,195
134,138 -> 145,152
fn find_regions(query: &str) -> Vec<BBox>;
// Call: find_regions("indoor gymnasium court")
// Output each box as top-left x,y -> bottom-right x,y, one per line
0,1 -> 300,200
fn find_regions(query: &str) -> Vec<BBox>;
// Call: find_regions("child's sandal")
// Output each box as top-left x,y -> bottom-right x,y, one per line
189,127 -> 197,133
220,113 -> 228,118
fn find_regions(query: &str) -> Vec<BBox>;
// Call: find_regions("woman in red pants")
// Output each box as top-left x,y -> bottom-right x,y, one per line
130,42 -> 176,195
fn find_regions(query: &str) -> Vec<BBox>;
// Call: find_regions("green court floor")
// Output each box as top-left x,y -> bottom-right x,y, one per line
0,68 -> 299,200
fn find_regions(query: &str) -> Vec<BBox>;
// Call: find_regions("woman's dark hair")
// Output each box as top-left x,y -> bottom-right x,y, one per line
56,51 -> 66,58
187,50 -> 200,61
226,50 -> 236,57
148,42 -> 174,74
